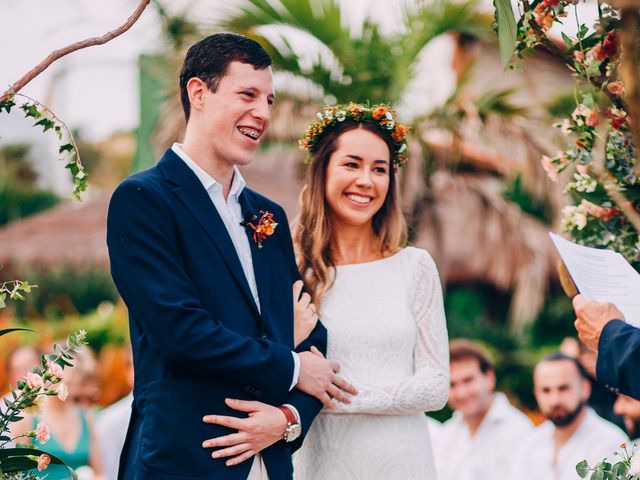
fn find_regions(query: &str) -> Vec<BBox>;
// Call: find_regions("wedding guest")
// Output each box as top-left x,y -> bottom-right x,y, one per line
577,340 -> 625,430
289,102 -> 450,478
433,339 -> 533,480
95,344 -> 134,480
512,352 -> 627,480
2,345 -> 41,447
573,294 -> 640,400
12,345 -> 106,480
4,345 -> 41,389
613,394 -> 640,441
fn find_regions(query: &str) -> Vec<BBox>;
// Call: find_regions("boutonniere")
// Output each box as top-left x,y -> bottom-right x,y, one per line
241,210 -> 278,249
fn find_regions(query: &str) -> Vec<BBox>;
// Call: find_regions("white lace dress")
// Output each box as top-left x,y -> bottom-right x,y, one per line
293,247 -> 449,479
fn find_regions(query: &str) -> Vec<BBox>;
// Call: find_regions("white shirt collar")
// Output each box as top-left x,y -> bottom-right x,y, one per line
451,391 -> 513,426
171,142 -> 246,199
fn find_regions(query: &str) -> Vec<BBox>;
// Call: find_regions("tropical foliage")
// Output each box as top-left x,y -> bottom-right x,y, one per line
221,0 -> 492,105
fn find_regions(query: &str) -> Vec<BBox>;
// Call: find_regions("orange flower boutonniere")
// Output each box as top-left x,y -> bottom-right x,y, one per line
241,210 -> 278,249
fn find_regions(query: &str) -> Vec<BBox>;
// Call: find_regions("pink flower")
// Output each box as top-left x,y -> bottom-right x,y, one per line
47,361 -> 64,380
37,454 -> 51,472
25,372 -> 44,390
607,81 -> 625,95
35,423 -> 50,444
586,108 -> 600,127
561,119 -> 572,136
541,156 -> 559,182
57,382 -> 69,401
573,50 -> 584,62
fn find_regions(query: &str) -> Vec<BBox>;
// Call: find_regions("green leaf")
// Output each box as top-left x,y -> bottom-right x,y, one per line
0,447 -> 77,478
578,24 -> 589,39
19,281 -> 31,293
494,0 -> 518,66
34,117 -> 55,132
0,293 -> 5,309
20,104 -> 40,118
576,460 -> 589,478
0,328 -> 33,338
0,100 -> 15,113
590,468 -> 604,480
561,32 -> 573,48
10,291 -> 25,301
58,143 -> 74,154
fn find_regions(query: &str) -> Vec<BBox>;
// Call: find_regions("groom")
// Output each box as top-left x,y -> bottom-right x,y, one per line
107,33 -> 355,480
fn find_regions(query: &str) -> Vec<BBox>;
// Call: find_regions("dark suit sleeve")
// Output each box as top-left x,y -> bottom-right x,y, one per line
107,180 -> 294,402
596,319 -> 640,400
274,205 -> 327,451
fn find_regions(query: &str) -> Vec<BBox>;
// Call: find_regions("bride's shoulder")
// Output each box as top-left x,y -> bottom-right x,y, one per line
401,246 -> 436,267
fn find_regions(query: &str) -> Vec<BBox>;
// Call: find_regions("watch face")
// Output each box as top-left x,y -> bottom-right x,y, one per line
285,423 -> 302,442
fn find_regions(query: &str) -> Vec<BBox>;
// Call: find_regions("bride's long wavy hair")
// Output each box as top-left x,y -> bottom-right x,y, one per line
292,120 -> 408,306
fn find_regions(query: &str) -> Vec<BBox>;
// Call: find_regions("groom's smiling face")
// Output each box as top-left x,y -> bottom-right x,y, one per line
197,61 -> 275,169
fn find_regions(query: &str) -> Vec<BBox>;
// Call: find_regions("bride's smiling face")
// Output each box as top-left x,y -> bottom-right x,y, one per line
324,128 -> 391,229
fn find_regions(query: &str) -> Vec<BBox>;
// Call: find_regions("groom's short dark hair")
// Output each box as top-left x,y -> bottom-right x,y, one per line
179,32 -> 272,121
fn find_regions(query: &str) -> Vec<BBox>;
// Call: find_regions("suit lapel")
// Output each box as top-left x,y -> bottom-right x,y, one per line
239,190 -> 271,322
157,149 -> 261,317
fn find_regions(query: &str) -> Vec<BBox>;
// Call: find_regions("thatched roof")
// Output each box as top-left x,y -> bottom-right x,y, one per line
0,193 -> 110,274
413,171 -> 558,327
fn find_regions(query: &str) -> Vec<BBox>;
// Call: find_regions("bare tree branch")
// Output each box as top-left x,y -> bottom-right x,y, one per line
618,7 -> 640,176
1,0 -> 151,102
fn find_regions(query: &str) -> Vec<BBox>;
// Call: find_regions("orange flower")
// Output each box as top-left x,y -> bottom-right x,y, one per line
391,124 -> 410,142
586,108 -> 600,127
372,106 -> 388,120
263,221 -> 275,236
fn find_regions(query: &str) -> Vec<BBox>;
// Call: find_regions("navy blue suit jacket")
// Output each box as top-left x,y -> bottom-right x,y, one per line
107,149 -> 325,479
597,319 -> 640,400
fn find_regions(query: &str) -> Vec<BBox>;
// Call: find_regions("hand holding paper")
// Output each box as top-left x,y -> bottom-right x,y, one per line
550,232 -> 640,328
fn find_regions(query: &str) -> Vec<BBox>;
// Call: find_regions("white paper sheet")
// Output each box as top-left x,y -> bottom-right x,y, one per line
549,232 -> 640,327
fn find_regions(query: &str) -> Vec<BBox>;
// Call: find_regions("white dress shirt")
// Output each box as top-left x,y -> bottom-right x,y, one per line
511,407 -> 628,480
433,392 -> 534,480
96,393 -> 133,480
172,143 -> 299,388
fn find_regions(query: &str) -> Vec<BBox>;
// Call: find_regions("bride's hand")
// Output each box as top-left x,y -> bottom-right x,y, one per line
293,280 -> 319,348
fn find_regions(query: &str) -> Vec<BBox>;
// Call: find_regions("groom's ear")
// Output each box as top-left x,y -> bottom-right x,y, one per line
186,77 -> 209,114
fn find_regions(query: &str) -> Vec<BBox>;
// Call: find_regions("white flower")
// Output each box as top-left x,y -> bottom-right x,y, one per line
385,111 -> 393,120
399,144 -> 407,153
629,452 -> 640,476
386,120 -> 395,130
574,213 -> 587,230
317,112 -> 323,120
336,110 -> 346,122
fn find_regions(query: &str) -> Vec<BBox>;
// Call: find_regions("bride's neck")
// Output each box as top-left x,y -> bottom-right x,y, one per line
331,222 -> 381,265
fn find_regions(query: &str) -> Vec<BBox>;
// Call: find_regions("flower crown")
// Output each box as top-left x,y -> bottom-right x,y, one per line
298,102 -> 410,167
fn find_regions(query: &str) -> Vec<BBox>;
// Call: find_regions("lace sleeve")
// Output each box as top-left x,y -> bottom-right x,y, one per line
332,250 -> 450,415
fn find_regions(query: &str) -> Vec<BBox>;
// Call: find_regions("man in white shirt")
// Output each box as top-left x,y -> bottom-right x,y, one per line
512,352 -> 627,480
433,339 -> 533,480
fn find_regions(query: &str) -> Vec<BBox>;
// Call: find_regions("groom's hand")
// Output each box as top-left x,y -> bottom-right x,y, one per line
202,398 -> 287,466
297,346 -> 358,409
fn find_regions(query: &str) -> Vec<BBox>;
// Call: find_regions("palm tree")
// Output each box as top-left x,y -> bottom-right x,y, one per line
221,0 -> 492,106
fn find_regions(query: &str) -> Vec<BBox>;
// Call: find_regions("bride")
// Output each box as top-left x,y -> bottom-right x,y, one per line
291,102 -> 449,479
